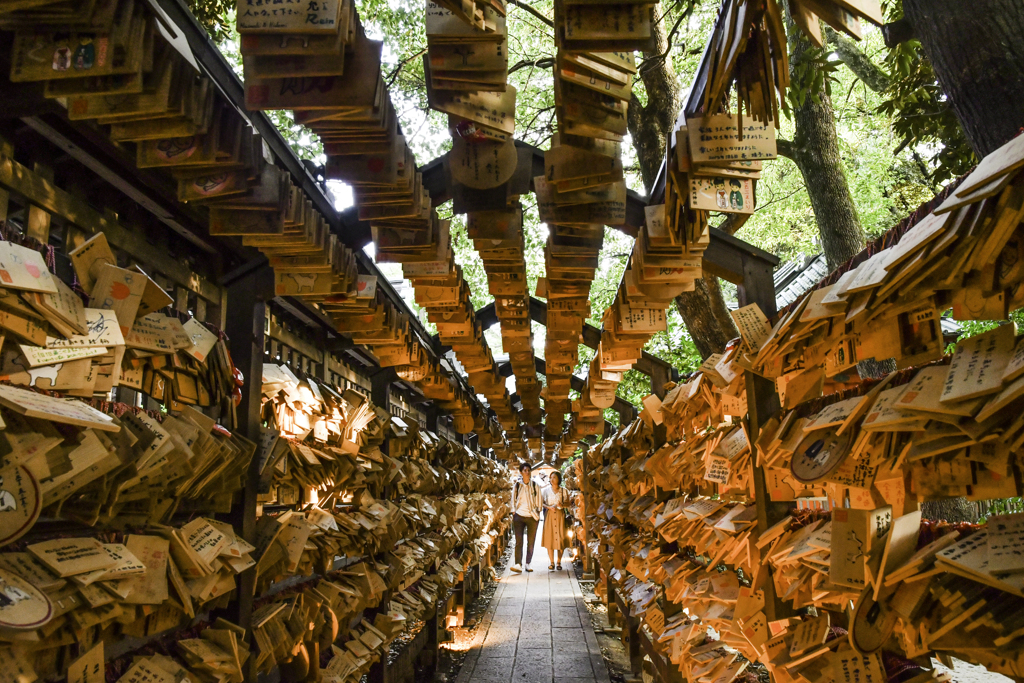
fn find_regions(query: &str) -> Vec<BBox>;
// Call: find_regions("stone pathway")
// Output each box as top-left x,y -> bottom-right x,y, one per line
456,529 -> 611,683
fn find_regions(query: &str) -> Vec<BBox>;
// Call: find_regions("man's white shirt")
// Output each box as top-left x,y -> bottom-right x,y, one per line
513,477 -> 541,519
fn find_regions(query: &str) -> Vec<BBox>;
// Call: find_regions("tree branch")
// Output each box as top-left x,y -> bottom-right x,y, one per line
507,0 -> 553,27
387,47 -> 427,86
523,105 -> 555,138
823,26 -> 891,93
638,6 -> 691,74
509,57 -> 554,75
776,137 -> 796,160
751,184 -> 804,212
714,213 -> 748,236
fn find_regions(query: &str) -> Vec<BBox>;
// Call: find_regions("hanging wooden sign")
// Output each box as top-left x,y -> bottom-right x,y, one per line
236,0 -> 343,33
245,35 -> 382,110
46,308 -> 124,349
790,426 -> 855,484
686,113 -> 777,165
0,384 -> 119,431
449,137 -> 517,190
10,8 -> 148,82
689,176 -> 755,214
0,242 -> 57,295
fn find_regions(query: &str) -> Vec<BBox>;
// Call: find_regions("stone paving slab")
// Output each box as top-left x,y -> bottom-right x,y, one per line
455,532 -> 610,683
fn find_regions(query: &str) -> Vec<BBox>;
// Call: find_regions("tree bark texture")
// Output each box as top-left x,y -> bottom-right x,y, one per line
902,0 -> 1024,157
786,12 -> 866,271
628,12 -> 683,193
856,357 -> 896,379
704,271 -> 740,341
674,278 -> 740,359
922,498 -> 981,524
823,27 -> 890,93
624,4 -> 739,359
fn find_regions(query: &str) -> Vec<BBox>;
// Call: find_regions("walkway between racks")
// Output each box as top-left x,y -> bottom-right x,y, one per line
456,538 -> 612,683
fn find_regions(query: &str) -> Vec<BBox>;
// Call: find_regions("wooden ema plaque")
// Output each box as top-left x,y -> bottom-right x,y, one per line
449,137 -> 517,190
0,567 -> 52,630
0,465 -> 40,547
686,113 -> 777,165
789,425 -> 855,484
237,0 -> 343,33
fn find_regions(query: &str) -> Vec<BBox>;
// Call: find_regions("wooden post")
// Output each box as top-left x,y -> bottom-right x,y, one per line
367,655 -> 390,683
371,367 -> 393,412
419,604 -> 439,679
0,136 -> 10,224
317,328 -> 331,383
26,162 -> 52,243
423,403 -> 438,432
371,367 -> 394,455
223,265 -> 273,644
651,363 -> 670,399
579,444 -> 591,574
606,571 -> 618,623
737,257 -> 795,621
615,588 -> 643,676
614,402 -> 635,425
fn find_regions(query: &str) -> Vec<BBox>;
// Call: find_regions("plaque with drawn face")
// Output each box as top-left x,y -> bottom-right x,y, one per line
791,426 -> 854,484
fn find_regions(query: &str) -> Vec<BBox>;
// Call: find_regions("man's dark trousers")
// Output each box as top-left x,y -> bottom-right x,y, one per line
513,513 -> 538,565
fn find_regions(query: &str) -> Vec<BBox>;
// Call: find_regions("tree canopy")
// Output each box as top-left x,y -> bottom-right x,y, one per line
192,0 -> 975,411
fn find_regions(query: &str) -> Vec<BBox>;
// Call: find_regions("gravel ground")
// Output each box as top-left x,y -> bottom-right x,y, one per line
576,574 -> 639,683
422,548 -> 510,683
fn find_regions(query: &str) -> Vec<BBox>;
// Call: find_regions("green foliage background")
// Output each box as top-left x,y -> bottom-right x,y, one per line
195,0 -> 988,438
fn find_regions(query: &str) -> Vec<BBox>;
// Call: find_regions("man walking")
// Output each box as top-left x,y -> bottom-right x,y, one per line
510,461 -> 542,573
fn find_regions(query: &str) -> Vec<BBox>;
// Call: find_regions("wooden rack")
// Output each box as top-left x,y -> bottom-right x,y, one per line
0,7 -> 510,679
0,2 -> 794,681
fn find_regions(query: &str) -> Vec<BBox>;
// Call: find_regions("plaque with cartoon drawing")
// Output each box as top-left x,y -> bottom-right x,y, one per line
0,466 -> 40,547
689,176 -> 755,214
0,567 -> 51,630
275,271 -> 335,296
791,425 -> 855,484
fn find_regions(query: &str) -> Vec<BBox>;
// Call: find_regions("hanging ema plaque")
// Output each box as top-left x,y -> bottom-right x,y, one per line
790,425 -> 855,484
0,465 -> 40,547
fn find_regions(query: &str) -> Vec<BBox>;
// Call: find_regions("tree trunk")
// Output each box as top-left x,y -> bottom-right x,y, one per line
787,9 -> 882,377
627,12 -> 682,193
902,0 -> 1024,157
786,12 -> 866,271
625,4 -> 739,359
704,271 -> 739,343
675,278 -> 740,359
922,498 -> 980,524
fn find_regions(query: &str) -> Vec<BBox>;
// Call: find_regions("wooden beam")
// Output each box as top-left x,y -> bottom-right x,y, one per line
0,152 -> 223,302
267,316 -> 324,366
497,356 -> 635,418
21,115 -> 218,256
421,141 -> 778,297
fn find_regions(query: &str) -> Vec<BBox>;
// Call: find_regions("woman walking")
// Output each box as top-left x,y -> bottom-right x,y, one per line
542,471 -> 568,570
